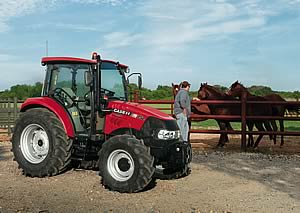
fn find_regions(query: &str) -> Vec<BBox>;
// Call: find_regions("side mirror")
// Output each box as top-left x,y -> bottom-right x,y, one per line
84,71 -> 93,86
127,72 -> 142,89
138,75 -> 142,89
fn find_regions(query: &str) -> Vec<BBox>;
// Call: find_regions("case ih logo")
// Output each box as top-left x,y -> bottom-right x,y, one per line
113,108 -> 131,116
112,108 -> 145,120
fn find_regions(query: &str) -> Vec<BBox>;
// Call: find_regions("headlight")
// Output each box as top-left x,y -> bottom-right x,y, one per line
157,129 -> 181,140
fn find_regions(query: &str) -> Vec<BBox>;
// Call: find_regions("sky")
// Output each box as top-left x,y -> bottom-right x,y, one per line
0,0 -> 300,92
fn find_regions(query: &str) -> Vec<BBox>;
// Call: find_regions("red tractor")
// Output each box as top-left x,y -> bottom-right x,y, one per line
12,52 -> 191,192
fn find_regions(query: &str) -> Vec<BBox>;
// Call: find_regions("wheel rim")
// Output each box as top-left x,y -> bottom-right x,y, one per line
107,149 -> 135,182
20,124 -> 49,164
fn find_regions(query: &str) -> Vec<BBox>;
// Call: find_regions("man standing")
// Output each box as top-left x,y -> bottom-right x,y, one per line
174,81 -> 191,143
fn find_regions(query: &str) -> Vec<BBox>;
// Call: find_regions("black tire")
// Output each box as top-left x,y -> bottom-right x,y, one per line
99,135 -> 155,193
12,108 -> 73,177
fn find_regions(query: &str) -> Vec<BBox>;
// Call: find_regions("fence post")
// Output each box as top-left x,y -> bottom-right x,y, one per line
13,97 -> 18,124
7,98 -> 11,135
133,90 -> 139,102
0,100 -> 2,128
241,92 -> 247,151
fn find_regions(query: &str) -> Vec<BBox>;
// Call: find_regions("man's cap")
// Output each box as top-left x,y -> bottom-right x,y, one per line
181,81 -> 191,87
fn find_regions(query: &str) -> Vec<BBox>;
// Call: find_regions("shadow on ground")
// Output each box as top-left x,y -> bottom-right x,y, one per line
191,135 -> 300,200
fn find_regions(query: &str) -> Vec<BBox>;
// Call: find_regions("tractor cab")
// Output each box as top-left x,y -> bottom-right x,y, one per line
41,53 -> 139,137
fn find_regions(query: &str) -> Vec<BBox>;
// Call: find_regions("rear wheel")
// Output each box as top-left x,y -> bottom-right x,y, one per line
99,135 -> 155,193
12,108 -> 72,177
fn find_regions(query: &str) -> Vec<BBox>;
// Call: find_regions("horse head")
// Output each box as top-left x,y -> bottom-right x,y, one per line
171,83 -> 181,98
227,81 -> 247,97
198,83 -> 208,99
199,83 -> 230,100
198,82 -> 223,100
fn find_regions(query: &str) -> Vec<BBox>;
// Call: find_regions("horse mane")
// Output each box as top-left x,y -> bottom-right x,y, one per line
200,83 -> 224,96
200,82 -> 236,100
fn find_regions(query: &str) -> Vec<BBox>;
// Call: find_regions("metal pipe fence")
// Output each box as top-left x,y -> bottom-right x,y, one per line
133,93 -> 300,150
1,95 -> 300,150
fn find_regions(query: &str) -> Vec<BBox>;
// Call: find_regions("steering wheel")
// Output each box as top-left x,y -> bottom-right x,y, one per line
53,88 -> 75,108
100,88 -> 123,100
101,88 -> 115,96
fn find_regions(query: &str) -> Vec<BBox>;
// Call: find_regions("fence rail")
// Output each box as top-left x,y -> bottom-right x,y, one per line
0,98 -> 22,134
1,95 -> 300,150
134,94 -> 300,150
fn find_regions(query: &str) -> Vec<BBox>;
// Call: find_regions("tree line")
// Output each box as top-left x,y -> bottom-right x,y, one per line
130,84 -> 300,101
0,82 -> 43,100
0,82 -> 299,101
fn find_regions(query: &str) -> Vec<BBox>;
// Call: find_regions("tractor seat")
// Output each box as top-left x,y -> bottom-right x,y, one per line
62,87 -> 91,114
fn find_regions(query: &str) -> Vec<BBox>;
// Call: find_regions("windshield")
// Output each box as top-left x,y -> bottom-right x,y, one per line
47,63 -> 91,98
101,62 -> 126,100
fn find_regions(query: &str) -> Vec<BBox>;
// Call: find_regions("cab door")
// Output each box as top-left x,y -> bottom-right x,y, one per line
46,63 -> 92,133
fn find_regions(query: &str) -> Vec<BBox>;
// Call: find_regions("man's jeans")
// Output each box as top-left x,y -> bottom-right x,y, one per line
175,113 -> 189,142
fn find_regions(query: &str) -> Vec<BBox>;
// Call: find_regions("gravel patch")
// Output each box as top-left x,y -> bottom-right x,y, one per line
1,137 -> 300,212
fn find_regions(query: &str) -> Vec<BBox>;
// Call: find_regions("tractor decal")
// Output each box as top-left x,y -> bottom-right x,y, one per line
113,108 -> 131,116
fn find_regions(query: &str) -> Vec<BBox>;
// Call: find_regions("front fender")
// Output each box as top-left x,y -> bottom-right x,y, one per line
20,97 -> 75,138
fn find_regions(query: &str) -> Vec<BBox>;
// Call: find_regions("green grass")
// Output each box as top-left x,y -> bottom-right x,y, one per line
144,103 -> 300,131
143,103 -> 172,114
191,120 -> 241,130
192,120 -> 300,131
283,121 -> 300,131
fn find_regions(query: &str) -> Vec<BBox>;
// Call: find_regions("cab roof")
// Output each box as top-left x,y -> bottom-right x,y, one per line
41,57 -> 128,68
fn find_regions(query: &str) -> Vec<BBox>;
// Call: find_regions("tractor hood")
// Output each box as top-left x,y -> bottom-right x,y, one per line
107,101 -> 173,121
104,100 -> 174,134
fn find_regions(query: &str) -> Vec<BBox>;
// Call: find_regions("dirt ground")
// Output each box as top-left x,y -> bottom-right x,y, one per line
0,133 -> 300,213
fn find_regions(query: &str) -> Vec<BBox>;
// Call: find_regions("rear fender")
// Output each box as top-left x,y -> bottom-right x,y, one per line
20,97 -> 75,138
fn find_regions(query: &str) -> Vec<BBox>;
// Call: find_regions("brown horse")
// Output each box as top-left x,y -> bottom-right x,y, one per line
263,94 -> 285,146
197,83 -> 240,147
172,83 -> 211,115
227,81 -> 276,148
264,94 -> 300,146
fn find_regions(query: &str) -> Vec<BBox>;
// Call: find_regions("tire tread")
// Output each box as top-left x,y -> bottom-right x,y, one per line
12,108 -> 73,177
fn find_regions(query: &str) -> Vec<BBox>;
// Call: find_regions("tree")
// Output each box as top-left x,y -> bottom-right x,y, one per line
248,85 -> 273,96
293,91 -> 300,101
213,85 -> 228,93
0,82 -> 43,99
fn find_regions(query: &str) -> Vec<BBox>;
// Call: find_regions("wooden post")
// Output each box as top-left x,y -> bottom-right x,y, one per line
133,90 -> 139,102
7,98 -> 11,135
241,92 -> 247,151
129,91 -> 133,102
0,100 -> 2,128
13,97 -> 18,124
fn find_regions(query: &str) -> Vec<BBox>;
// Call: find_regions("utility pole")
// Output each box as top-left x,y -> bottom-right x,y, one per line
46,40 -> 48,56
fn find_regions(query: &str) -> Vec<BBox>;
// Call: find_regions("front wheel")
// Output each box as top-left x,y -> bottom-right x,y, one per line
99,135 -> 155,193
